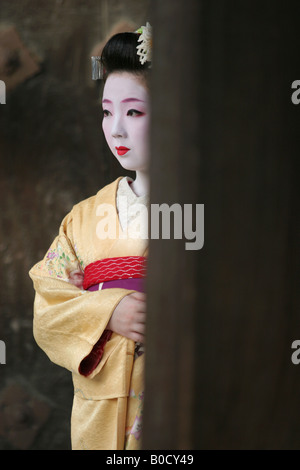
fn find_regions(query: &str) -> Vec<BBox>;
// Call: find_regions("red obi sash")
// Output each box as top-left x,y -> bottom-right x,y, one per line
79,256 -> 147,377
83,255 -> 147,291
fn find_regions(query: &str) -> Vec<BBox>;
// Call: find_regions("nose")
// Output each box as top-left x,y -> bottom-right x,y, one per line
111,115 -> 127,139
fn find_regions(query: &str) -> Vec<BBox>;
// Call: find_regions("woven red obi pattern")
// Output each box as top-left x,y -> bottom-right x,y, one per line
79,255 -> 147,377
83,256 -> 147,290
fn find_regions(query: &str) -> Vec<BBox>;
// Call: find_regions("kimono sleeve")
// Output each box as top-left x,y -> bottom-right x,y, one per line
29,212 -> 132,377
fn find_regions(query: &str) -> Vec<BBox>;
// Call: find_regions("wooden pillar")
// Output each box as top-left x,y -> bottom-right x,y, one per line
143,0 -> 299,449
143,0 -> 203,449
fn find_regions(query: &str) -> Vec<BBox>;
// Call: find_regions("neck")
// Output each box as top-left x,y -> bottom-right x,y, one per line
130,170 -> 149,197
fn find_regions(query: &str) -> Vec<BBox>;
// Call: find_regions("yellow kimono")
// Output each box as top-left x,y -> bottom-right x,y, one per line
29,177 -> 148,450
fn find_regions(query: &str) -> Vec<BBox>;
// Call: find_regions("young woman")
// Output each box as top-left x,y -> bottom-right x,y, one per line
29,24 -> 152,450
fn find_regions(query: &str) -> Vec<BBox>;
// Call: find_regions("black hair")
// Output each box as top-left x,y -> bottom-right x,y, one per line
100,32 -> 150,81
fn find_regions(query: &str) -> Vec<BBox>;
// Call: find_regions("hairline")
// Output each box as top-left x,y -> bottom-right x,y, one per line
103,69 -> 149,90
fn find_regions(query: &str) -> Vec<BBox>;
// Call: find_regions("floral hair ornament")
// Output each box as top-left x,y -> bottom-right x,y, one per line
91,56 -> 104,80
136,22 -> 152,65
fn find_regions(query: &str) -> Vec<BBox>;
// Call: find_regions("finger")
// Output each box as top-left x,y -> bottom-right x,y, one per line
133,296 -> 147,311
135,312 -> 146,324
135,303 -> 146,315
132,322 -> 145,335
130,331 -> 145,343
131,291 -> 146,301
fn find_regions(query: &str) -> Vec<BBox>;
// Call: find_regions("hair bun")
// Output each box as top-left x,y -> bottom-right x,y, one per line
91,24 -> 152,81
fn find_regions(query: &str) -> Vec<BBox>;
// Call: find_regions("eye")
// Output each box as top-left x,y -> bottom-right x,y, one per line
103,109 -> 111,117
127,109 -> 144,117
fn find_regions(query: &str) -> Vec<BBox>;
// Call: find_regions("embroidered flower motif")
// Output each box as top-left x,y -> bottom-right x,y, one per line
125,387 -> 144,448
130,415 -> 143,440
136,22 -> 152,65
47,250 -> 58,260
43,241 -> 83,280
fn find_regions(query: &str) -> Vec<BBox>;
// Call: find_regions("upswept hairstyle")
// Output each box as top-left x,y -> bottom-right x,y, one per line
100,32 -> 150,83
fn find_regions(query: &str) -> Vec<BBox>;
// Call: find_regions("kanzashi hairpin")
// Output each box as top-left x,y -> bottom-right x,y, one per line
136,22 -> 152,65
91,56 -> 104,80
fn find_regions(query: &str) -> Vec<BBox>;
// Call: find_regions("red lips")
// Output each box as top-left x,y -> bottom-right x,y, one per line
116,146 -> 130,156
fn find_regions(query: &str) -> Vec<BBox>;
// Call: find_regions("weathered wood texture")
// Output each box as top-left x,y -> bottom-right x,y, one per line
143,0 -> 299,449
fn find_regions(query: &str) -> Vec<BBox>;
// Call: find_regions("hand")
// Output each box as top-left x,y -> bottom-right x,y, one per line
107,292 -> 146,343
68,269 -> 84,289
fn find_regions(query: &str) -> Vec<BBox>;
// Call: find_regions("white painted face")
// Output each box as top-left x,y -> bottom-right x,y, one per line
102,72 -> 150,172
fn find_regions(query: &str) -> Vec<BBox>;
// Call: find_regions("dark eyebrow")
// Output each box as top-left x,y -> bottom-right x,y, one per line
121,98 -> 145,103
102,98 -> 145,105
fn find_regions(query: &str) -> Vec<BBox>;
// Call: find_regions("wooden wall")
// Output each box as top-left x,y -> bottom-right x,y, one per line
143,0 -> 300,449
